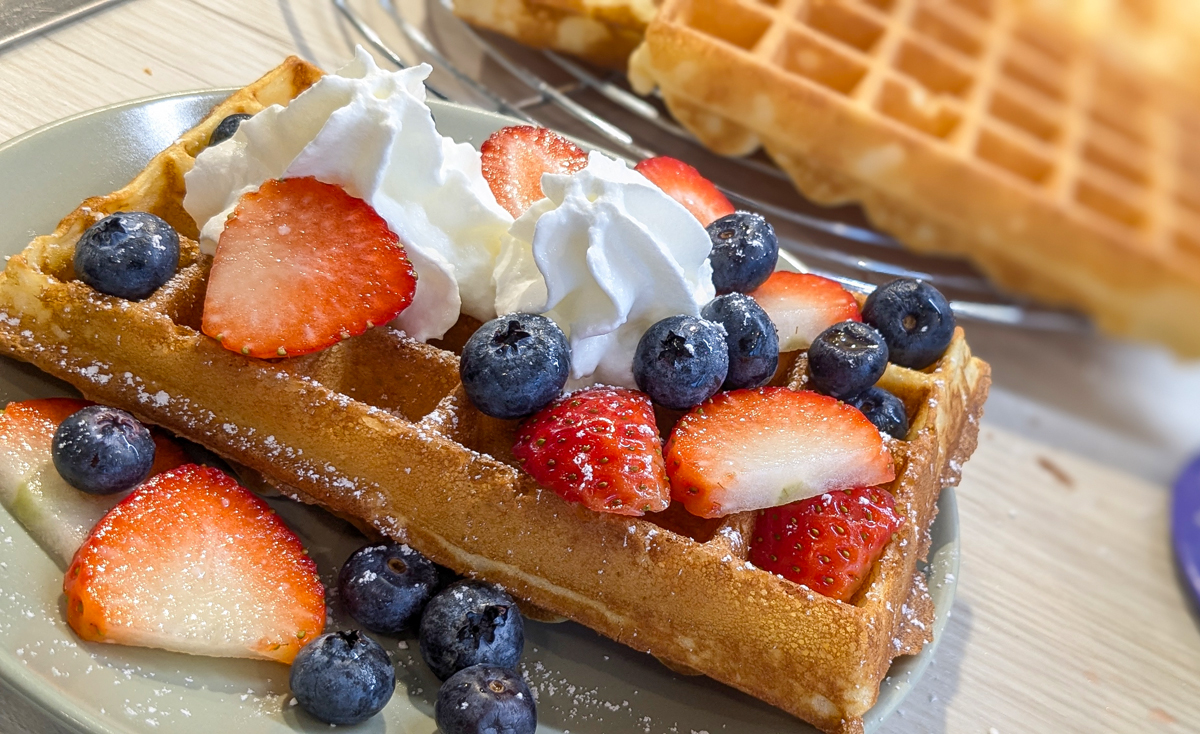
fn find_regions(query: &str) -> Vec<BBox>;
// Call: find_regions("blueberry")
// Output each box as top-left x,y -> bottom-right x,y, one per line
435,665 -> 536,734
419,580 -> 524,681
701,294 -> 779,390
848,386 -> 909,439
633,315 -> 729,410
74,212 -> 180,301
52,405 -> 156,495
861,279 -> 955,369
338,543 -> 439,636
289,630 -> 395,726
208,113 -> 253,147
806,321 -> 889,400
706,211 -> 779,294
460,314 -> 570,419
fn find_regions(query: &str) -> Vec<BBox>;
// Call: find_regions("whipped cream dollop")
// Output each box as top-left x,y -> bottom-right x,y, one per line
495,151 -> 715,388
183,47 -> 513,342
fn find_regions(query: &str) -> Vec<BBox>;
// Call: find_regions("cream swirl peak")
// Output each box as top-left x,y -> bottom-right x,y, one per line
183,47 -> 514,342
495,151 -> 716,388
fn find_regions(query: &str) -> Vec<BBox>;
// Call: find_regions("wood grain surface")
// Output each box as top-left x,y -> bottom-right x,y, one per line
1,1 -> 1199,732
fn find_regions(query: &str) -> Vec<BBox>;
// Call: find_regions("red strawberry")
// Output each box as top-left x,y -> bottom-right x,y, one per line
2,397 -> 91,429
0,398 -> 92,498
663,387 -> 895,518
634,156 -> 734,226
202,176 -> 417,359
749,272 -> 861,352
749,487 -> 903,602
512,387 -> 670,516
64,464 -> 325,664
0,399 -> 188,565
480,125 -> 588,218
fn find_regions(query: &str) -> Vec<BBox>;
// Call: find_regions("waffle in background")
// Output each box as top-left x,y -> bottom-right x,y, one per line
1015,0 -> 1200,93
0,57 -> 990,734
453,0 -> 1200,80
451,0 -> 656,67
628,0 -> 1200,356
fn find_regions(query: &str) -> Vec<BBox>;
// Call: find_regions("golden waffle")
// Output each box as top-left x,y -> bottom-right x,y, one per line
628,0 -> 1200,356
452,0 -> 655,68
1014,0 -> 1200,94
0,58 -> 990,734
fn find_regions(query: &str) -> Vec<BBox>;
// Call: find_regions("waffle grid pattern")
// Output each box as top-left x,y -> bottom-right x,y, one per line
626,0 -> 1200,354
671,0 -> 1200,264
0,58 -> 990,734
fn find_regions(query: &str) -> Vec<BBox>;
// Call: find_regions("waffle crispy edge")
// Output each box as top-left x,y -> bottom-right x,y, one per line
0,57 -> 990,734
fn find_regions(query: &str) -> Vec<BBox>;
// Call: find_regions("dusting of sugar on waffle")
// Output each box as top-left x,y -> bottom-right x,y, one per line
0,54 -> 990,733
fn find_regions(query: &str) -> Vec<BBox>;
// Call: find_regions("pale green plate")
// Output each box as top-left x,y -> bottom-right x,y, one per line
0,91 -> 959,734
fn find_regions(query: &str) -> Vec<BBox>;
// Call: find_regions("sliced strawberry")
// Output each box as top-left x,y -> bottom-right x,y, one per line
749,272 -> 861,351
202,176 -> 416,359
64,464 -> 324,663
0,398 -> 92,507
0,399 -> 187,565
2,397 -> 91,431
480,125 -> 588,218
663,387 -> 894,518
513,387 -> 670,516
634,156 -> 735,226
749,487 -> 902,602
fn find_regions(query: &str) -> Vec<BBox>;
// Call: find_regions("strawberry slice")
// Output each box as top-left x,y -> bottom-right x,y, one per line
202,176 -> 417,359
64,464 -> 325,663
512,386 -> 670,516
749,487 -> 903,601
663,387 -> 895,518
481,125 -> 588,218
634,156 -> 734,226
749,272 -> 861,351
0,398 -> 92,502
0,398 -> 187,565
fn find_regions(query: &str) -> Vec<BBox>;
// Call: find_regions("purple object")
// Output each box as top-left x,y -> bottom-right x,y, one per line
1171,453 -> 1200,605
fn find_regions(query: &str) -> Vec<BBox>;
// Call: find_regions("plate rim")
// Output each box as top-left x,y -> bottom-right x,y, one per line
0,89 -> 960,734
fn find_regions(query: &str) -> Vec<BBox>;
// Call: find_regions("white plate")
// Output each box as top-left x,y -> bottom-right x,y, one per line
0,90 -> 959,734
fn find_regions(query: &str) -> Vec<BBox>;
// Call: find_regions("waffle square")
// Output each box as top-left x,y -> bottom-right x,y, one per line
0,57 -> 989,733
628,0 -> 1200,355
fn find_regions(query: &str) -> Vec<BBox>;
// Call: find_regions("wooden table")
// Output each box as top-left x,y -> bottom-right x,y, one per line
1,1 -> 1199,731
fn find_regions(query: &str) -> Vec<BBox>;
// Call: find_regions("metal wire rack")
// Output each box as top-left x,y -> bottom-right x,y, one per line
334,0 -> 1089,330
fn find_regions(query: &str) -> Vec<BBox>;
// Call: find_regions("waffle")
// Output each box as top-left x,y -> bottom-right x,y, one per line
1015,0 -> 1200,94
451,0 -> 655,67
0,58 -> 990,734
628,0 -> 1200,356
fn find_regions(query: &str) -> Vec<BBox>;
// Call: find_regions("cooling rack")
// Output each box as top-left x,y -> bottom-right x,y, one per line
334,0 -> 1089,330
0,0 -> 127,51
